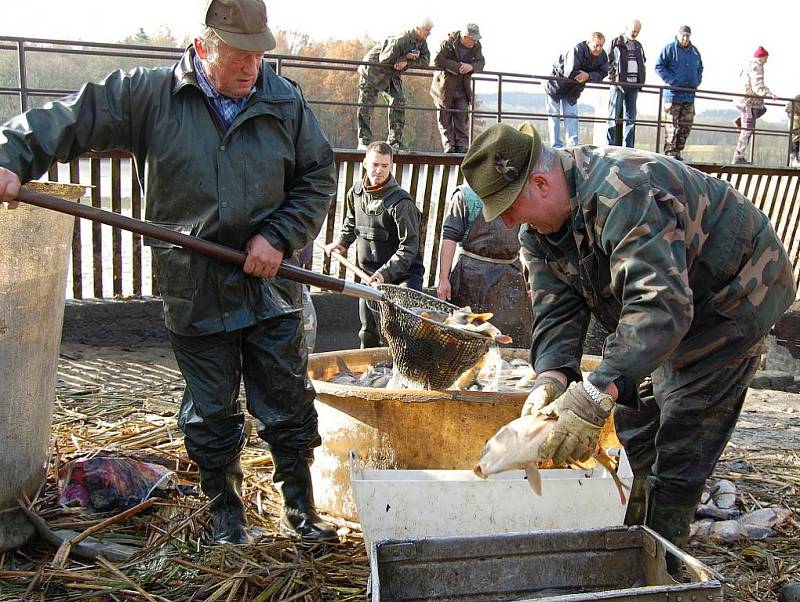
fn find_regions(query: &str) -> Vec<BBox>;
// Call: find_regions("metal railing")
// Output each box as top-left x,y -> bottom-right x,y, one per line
40,151 -> 800,302
1,35 -> 797,164
2,36 -> 799,300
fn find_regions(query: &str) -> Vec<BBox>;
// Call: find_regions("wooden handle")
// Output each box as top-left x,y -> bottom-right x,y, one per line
314,239 -> 374,282
14,187 -> 368,296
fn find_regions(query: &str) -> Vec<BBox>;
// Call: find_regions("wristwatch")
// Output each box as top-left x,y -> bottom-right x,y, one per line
582,379 -> 615,413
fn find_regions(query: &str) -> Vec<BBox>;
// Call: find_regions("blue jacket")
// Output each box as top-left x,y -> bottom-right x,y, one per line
655,38 -> 703,103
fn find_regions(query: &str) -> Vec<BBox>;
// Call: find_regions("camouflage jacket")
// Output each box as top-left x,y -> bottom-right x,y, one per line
520,146 -> 795,391
359,30 -> 431,91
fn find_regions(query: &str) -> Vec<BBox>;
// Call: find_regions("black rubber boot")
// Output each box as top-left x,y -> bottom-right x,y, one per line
270,447 -> 338,542
623,471 -> 651,526
199,459 -> 252,545
646,496 -> 696,577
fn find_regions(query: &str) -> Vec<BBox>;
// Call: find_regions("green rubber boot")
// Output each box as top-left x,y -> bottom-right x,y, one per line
623,471 -> 651,526
646,496 -> 696,577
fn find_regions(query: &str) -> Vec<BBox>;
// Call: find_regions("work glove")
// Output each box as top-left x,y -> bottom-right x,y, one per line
520,375 -> 566,417
537,381 -> 614,465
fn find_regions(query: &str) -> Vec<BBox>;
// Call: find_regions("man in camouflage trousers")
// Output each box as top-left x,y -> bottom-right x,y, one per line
357,19 -> 433,150
655,25 -> 702,161
462,122 -> 795,573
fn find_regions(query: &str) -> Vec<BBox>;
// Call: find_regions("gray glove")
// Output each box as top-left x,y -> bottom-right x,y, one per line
537,381 -> 614,465
521,375 -> 566,417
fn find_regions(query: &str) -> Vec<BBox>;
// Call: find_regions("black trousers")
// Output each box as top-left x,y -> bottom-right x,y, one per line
615,351 -> 761,507
169,312 -> 319,470
358,273 -> 423,348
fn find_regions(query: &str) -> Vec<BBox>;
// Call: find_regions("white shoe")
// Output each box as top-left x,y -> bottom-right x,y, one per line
357,142 -> 368,151
790,156 -> 800,168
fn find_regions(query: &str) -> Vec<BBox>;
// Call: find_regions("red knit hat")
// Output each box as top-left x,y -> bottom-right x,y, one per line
754,46 -> 769,58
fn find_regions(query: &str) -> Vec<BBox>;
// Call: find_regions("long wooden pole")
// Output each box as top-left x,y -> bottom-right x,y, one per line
15,187 -> 383,302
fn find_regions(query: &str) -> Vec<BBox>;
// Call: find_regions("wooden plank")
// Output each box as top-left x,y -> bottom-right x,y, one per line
426,164 -> 451,288
417,166 -> 434,277
111,157 -> 122,297
91,157 -> 103,298
339,160 -> 357,280
131,158 -> 143,297
69,159 -> 83,299
423,164 -> 443,289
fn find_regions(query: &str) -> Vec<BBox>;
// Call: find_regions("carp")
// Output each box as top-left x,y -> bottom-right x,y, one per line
473,414 -> 628,504
410,305 -> 513,344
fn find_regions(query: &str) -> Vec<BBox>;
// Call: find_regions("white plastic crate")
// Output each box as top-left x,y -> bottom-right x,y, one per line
350,449 -> 633,549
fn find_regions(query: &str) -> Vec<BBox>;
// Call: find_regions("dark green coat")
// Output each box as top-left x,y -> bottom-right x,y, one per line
0,48 -> 336,336
521,146 -> 795,390
430,31 -> 485,107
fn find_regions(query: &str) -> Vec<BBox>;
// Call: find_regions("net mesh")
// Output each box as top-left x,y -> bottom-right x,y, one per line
372,284 -> 493,390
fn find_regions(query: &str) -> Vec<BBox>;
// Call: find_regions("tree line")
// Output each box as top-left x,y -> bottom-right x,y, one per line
0,28 -> 793,163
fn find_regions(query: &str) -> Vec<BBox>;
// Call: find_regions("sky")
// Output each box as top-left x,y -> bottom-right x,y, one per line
2,0 -> 798,117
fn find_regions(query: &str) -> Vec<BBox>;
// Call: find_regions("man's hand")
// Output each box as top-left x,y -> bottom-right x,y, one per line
367,271 -> 385,286
436,277 -> 451,301
0,167 -> 21,209
458,63 -> 473,75
574,71 -> 589,83
406,50 -> 420,61
537,381 -> 614,465
394,60 -> 408,71
324,241 -> 347,257
520,373 -> 566,416
243,234 -> 284,279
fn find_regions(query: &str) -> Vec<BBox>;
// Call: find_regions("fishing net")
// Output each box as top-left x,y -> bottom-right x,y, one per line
370,284 -> 493,390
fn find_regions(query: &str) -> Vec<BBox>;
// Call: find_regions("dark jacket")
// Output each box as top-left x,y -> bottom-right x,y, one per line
430,31 -> 486,106
655,39 -> 703,102
0,47 -> 336,336
337,176 -> 425,283
545,41 -> 609,104
607,34 -> 646,84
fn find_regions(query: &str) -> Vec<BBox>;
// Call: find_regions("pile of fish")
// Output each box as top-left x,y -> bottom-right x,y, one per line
689,478 -> 793,543
409,306 -> 513,345
472,413 -> 628,504
327,362 -> 394,388
325,356 -> 538,392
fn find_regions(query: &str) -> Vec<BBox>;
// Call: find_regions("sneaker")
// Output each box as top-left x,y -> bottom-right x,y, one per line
790,157 -> 800,168
357,142 -> 369,151
454,146 -> 468,154
733,156 -> 751,165
387,140 -> 405,153
445,148 -> 459,154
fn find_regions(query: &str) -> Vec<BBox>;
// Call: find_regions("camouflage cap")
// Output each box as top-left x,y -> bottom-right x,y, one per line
461,23 -> 481,40
205,0 -> 276,52
461,122 -> 541,222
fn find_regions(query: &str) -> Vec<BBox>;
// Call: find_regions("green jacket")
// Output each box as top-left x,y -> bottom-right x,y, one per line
521,146 -> 795,390
0,47 -> 336,336
430,31 -> 485,106
359,30 -> 431,91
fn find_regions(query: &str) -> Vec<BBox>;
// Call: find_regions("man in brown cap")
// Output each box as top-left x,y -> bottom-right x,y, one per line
0,0 -> 338,544
430,23 -> 485,153
461,123 -> 793,572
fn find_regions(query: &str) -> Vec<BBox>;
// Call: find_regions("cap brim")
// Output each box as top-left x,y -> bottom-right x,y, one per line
480,123 -> 537,222
212,26 -> 276,52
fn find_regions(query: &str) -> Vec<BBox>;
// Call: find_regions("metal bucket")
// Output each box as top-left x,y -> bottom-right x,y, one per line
307,347 -> 615,520
0,182 -> 84,509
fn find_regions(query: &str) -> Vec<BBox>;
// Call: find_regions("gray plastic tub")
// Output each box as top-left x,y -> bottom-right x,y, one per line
370,525 -> 724,601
